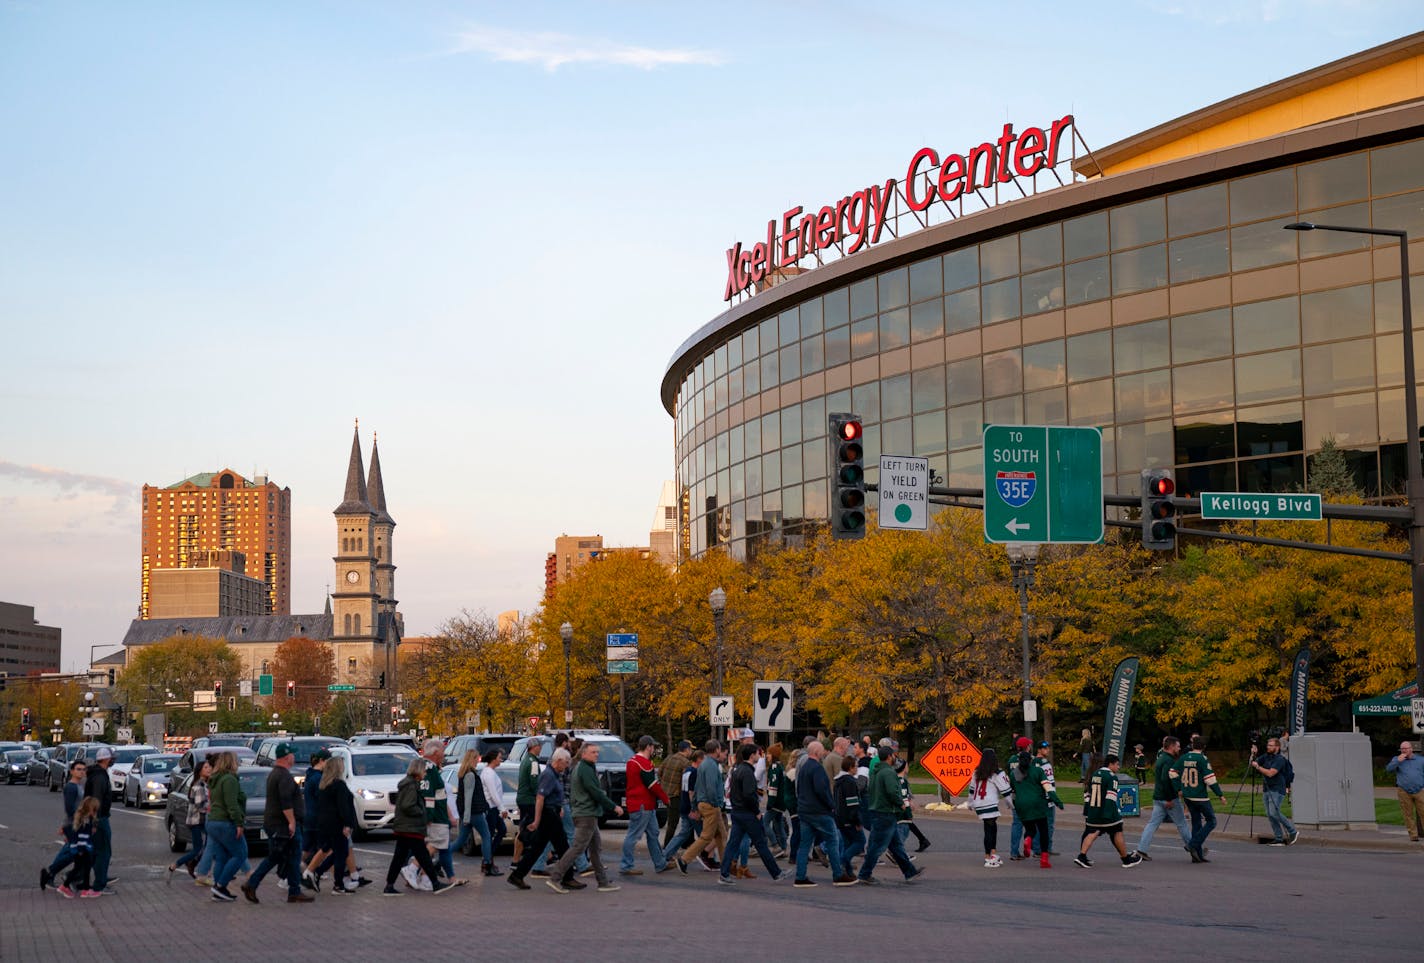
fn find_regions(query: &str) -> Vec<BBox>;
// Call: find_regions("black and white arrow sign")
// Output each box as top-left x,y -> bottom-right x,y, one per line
753,681 -> 794,732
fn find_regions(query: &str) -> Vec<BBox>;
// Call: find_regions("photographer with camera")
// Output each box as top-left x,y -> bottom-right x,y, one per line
1250,734 -> 1298,846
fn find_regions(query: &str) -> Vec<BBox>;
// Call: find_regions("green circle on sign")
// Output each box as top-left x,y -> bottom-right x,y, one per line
894,504 -> 912,523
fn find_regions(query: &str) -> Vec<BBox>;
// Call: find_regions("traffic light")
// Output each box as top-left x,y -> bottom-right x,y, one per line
1141,468 -> 1177,550
286,680 -> 296,700
378,672 -> 386,688
21,707 -> 31,728
213,679 -> 222,699
391,705 -> 399,722
107,669 -> 115,686
0,671 -> 7,692
829,412 -> 866,539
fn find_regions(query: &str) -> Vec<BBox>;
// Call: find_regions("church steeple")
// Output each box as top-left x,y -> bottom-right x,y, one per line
367,433 -> 395,527
333,421 -> 372,515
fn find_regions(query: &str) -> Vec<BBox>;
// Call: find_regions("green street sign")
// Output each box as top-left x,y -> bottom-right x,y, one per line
983,424 -> 1103,544
327,684 -> 355,692
1200,492 -> 1322,521
607,659 -> 639,675
258,674 -> 273,696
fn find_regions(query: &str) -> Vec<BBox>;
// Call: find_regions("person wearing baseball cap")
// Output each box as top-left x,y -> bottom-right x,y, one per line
1007,737 -> 1034,859
84,747 -> 116,893
621,735 -> 671,876
243,742 -> 311,903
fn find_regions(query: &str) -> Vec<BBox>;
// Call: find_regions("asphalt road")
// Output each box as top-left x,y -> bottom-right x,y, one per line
1,780 -> 1418,960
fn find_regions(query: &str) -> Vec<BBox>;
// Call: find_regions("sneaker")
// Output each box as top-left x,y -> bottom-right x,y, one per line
1268,839 -> 1286,847
211,885 -> 236,902
597,883 -> 621,893
717,875 -> 736,886
302,870 -> 320,892
79,890 -> 102,899
506,874 -> 530,890
655,863 -> 675,874
769,872 -> 787,882
833,874 -> 858,886
564,878 -> 587,890
355,877 -> 374,888
618,868 -> 643,876
287,892 -> 314,903
857,875 -> 880,885
240,884 -> 259,904
545,878 -> 569,894
792,878 -> 817,888
1137,851 -> 1153,861
983,857 -> 999,868
1073,854 -> 1092,868
675,857 -> 689,876
1121,852 -> 1143,868
903,867 -> 926,883
331,885 -> 352,895
579,868 -> 597,878
383,885 -> 402,896
698,854 -> 719,870
195,876 -> 214,888
1286,830 -> 1300,846
916,840 -> 931,853
988,855 -> 1003,867
431,882 -> 457,896
56,885 -> 75,899
528,870 -> 550,878
1008,854 -> 1023,861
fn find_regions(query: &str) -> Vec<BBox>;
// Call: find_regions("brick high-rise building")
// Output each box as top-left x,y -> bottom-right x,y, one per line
140,470 -> 292,618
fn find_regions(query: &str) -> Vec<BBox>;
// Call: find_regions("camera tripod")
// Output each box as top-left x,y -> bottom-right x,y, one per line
1221,749 -> 1257,838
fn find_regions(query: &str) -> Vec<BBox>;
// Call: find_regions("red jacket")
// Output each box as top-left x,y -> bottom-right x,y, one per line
625,754 -> 670,812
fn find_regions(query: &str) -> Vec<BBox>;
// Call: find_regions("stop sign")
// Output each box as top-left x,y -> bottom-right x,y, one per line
923,726 -> 982,796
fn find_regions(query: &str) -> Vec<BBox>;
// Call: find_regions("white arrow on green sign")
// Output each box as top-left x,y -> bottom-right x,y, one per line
1200,492 -> 1321,521
982,424 -> 1103,544
328,684 -> 355,692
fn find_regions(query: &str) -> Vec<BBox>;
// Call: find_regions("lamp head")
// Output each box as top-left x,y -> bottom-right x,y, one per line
1283,222 -> 1316,231
559,622 -> 573,642
709,586 -> 727,614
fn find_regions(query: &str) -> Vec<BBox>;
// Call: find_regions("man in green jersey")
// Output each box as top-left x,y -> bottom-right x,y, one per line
1170,735 -> 1225,863
1072,754 -> 1143,869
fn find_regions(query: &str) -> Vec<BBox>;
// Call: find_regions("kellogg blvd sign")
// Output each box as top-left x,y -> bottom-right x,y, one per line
724,115 -> 1075,301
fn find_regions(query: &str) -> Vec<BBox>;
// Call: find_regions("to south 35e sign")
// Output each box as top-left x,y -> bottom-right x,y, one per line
724,115 -> 1075,301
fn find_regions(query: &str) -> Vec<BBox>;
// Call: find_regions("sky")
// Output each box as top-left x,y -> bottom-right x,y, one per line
1,1 -> 1419,670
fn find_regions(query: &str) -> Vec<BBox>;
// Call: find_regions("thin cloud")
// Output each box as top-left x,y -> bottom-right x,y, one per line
452,25 -> 724,71
0,461 -> 135,516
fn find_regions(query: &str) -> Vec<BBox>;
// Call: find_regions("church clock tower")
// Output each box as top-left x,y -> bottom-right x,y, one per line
331,423 -> 378,664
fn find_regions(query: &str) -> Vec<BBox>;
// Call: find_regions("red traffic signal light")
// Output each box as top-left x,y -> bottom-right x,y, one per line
286,680 -> 296,699
838,419 -> 862,442
1140,468 -> 1177,550
1148,475 -> 1174,497
829,413 -> 867,539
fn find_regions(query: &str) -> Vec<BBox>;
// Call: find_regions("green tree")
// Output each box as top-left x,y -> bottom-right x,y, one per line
114,636 -> 243,719
1308,437 -> 1361,497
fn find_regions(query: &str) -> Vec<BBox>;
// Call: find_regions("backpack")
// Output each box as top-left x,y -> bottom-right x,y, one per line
460,770 -> 489,820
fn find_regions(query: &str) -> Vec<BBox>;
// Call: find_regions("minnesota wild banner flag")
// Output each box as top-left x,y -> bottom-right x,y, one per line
1287,648 -> 1311,735
1101,657 -> 1140,762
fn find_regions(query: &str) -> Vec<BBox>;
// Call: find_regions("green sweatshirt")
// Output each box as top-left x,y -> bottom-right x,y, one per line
1083,767 -> 1122,827
208,770 -> 246,825
1170,750 -> 1224,802
569,758 -> 616,817
517,752 -> 541,806
1007,755 -> 1057,821
868,762 -> 902,813
1152,750 -> 1180,801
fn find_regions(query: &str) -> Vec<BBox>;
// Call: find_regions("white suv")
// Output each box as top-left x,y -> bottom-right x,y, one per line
328,744 -> 420,833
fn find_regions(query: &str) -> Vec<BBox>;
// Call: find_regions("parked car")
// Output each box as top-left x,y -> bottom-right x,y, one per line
26,747 -> 55,786
176,745 -> 257,774
49,743 -> 107,791
122,753 -> 181,808
102,745 -> 160,794
191,732 -> 267,750
439,760 -> 520,854
501,733 -> 639,826
166,764 -> 268,853
443,732 -> 523,765
325,744 -> 419,834
4,749 -> 33,783
253,736 -> 348,771
347,732 -> 419,751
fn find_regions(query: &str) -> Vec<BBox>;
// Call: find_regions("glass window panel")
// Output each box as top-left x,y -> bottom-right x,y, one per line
880,374 -> 911,421
778,310 -> 799,347
880,307 -> 910,351
1298,152 -> 1367,210
803,474 -> 828,520
1111,197 -> 1166,250
1231,217 -> 1298,271
851,317 -> 879,360
1371,189 -> 1424,239
1068,379 -> 1114,426
1305,391 -> 1378,448
826,388 -> 851,417
782,484 -> 803,519
713,343 -> 727,378
714,376 -> 727,412
850,279 -> 877,319
881,417 -> 912,459
1370,138 -> 1424,197
1067,330 -> 1113,382
984,394 -> 1023,426
983,348 -> 1023,397
715,431 -> 729,471
980,235 -> 1019,282
730,462 -> 744,500
1236,350 -> 1302,406
800,333 -> 824,374
729,424 -> 744,464
1169,230 -> 1230,283
1020,223 -> 1062,272
1303,339 -> 1375,395
983,277 -> 1020,325
825,325 -> 851,368
1172,359 -> 1234,415
760,349 -> 779,389
802,396 -> 826,441
743,359 -> 761,396
1374,275 -> 1424,332
759,315 -> 778,352
1175,410 -> 1235,463
744,417 -> 760,456
1172,308 -> 1232,363
1116,418 -> 1173,472
742,327 -> 759,361
1379,388 -> 1406,443
824,288 -> 849,329
1065,256 -> 1110,305
1115,368 -> 1172,421
1230,167 -> 1295,223
780,404 -> 802,446
782,445 -> 802,486
1024,387 -> 1067,424
1064,211 -> 1108,260
1234,296 -> 1299,354
943,247 -> 978,292
912,365 -> 946,412
878,268 -> 909,310
779,344 -> 800,382
761,411 -> 780,453
946,357 -> 982,404
945,288 -> 980,333
727,336 -> 742,370
1114,318 -> 1170,373
1301,284 -> 1371,344
1240,454 -> 1304,493
913,411 -> 946,456
851,382 -> 880,423
1168,183 -> 1228,236
948,447 -> 985,487
910,297 -> 944,342
1023,338 -> 1066,390
1021,267 -> 1064,314
1180,460 -> 1238,496
1112,244 -> 1167,295
1297,203 -> 1371,257
1375,331 -> 1424,387
801,298 -> 823,335
909,258 -> 942,302
947,402 -> 984,449
762,450 -> 781,489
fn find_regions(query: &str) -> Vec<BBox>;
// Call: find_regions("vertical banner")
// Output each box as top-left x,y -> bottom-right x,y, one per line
1287,648 -> 1311,736
1100,657 -> 1140,762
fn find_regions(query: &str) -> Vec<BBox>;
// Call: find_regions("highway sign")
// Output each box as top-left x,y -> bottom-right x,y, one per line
983,424 -> 1103,544
752,681 -> 794,731
1201,492 -> 1322,521
258,674 -> 273,696
878,455 -> 929,530
192,689 -> 217,712
81,717 -> 104,736
709,695 -> 734,727
239,679 -> 253,698
115,727 -> 133,743
1413,697 -> 1424,735
328,684 -> 355,692
607,659 -> 639,674
923,725 -> 982,796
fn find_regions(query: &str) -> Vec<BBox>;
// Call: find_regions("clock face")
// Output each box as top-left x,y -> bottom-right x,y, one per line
346,570 -> 360,584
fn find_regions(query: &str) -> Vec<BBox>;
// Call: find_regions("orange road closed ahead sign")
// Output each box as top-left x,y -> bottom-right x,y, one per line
923,726 -> 982,796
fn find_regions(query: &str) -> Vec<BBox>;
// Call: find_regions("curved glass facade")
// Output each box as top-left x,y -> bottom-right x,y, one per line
670,135 -> 1424,560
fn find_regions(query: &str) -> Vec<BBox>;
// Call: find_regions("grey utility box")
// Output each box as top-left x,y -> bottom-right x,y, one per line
1287,732 -> 1377,830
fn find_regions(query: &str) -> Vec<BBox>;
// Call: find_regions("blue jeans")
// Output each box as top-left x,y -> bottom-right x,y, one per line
661,814 -> 699,863
1009,807 -> 1024,854
1264,790 -> 1295,841
765,810 -> 788,850
91,817 -> 112,891
794,812 -> 842,881
536,805 -> 587,872
175,822 -> 206,869
456,811 -> 495,864
1186,799 -> 1217,851
249,830 -> 302,896
1137,796 -> 1191,852
621,808 -> 667,872
722,811 -> 779,879
206,820 -> 248,888
839,825 -> 865,877
859,811 -> 915,881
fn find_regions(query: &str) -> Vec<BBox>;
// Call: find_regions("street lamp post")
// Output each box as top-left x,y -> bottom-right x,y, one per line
82,691 -> 95,743
709,586 -> 727,741
560,622 -> 574,728
1286,222 -> 1424,695
1006,543 -> 1039,743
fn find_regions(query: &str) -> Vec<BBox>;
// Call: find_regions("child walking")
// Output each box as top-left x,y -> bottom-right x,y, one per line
962,749 -> 1012,867
58,797 -> 101,898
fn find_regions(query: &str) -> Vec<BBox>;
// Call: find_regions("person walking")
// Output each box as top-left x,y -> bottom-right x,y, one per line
963,749 -> 1011,867
1007,743 -> 1062,869
299,750 -> 329,876
1132,744 -> 1148,785
1034,742 -> 1058,856
621,735 -> 671,876
512,736 -> 544,867
823,737 -> 849,781
783,748 -> 802,869
893,756 -> 932,852
545,741 -> 624,893
478,749 -> 507,865
660,749 -> 705,869
676,740 -> 729,875
1073,754 -> 1144,869
311,755 -> 362,895
856,744 -> 922,886
57,797 -> 102,898
169,759 -> 211,881
1135,736 -> 1192,860
454,749 -> 492,868
1007,736 -> 1031,859
532,735 -> 589,877
205,751 -> 249,902
508,748 -> 577,890
418,738 -> 457,885
658,740 -> 694,850
718,743 -> 786,885
1386,740 -> 1424,842
833,753 -> 865,878
83,747 -> 116,894
1078,728 -> 1094,783
242,742 -> 312,903
764,743 -> 788,856
794,741 -> 852,887
1171,735 -> 1225,863
40,759 -> 88,891
1250,736 -> 1299,846
384,756 -> 455,896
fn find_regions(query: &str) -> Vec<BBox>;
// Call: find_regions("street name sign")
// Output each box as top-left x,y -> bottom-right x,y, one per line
923,725 -> 982,796
709,695 -> 734,727
1200,492 -> 1322,521
607,659 -> 639,674
607,632 -> 639,674
1413,697 -> 1424,735
983,425 -> 1103,544
606,645 -> 639,660
239,679 -> 253,698
752,681 -> 794,731
878,455 -> 929,530
258,674 -> 273,696
328,684 -> 355,692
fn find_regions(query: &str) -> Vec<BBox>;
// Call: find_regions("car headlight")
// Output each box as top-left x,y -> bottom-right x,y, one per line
357,788 -> 385,801
146,780 -> 164,789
